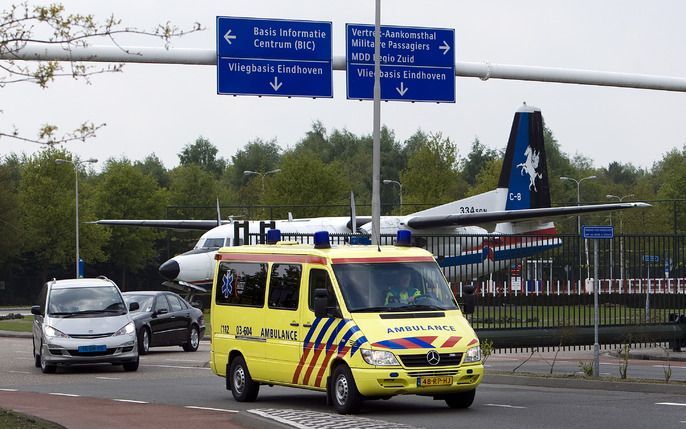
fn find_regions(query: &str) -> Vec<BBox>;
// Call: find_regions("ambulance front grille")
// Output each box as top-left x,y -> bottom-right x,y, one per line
399,352 -> 463,368
407,370 -> 458,377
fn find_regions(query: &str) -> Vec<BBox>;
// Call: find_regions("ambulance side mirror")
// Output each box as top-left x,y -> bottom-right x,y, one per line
313,288 -> 328,318
461,285 -> 476,315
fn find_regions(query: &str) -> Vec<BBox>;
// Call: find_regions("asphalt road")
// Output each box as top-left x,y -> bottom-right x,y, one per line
1,337 -> 685,429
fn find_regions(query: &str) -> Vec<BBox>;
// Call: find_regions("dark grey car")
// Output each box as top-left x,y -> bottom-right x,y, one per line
122,292 -> 205,355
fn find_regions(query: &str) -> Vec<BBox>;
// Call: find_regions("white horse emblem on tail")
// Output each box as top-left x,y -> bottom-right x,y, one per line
516,146 -> 543,191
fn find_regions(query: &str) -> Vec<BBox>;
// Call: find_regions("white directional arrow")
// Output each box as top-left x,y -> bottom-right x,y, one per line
224,29 -> 236,45
269,76 -> 282,92
439,40 -> 451,55
396,81 -> 408,96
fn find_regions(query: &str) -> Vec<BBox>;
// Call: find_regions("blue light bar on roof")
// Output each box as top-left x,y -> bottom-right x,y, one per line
266,229 -> 281,244
314,231 -> 331,249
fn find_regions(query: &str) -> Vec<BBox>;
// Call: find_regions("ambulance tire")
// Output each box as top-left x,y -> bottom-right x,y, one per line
229,357 -> 259,402
331,365 -> 362,414
444,389 -> 476,409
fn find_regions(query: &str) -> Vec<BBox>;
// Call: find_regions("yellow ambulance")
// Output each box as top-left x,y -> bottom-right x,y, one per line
209,230 -> 483,414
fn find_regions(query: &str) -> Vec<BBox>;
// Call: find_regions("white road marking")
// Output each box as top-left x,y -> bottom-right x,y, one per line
652,365 -> 686,370
489,358 -> 519,361
0,388 -> 18,392
95,376 -> 121,380
49,393 -> 80,397
599,363 -> 621,366
113,399 -> 148,404
185,406 -> 239,413
484,403 -> 527,409
8,370 -> 31,374
142,364 -> 209,370
657,402 -> 686,407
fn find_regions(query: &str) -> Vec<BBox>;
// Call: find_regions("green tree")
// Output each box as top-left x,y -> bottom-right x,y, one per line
467,158 -> 503,197
178,137 -> 227,177
226,138 -> 282,189
262,152 -> 349,218
20,149 -> 108,278
0,155 -> 23,269
95,158 -> 165,288
135,153 -> 169,188
461,137 -> 500,186
400,133 -> 466,209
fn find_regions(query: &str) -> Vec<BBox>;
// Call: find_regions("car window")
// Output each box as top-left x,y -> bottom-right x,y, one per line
123,295 -> 153,312
308,269 -> 338,311
47,286 -> 126,317
167,295 -> 183,312
155,295 -> 170,312
215,261 -> 267,307
268,264 -> 301,310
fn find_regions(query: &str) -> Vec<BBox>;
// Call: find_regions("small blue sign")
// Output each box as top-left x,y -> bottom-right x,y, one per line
216,17 -> 332,98
346,24 -> 455,102
582,225 -> 614,239
643,255 -> 659,263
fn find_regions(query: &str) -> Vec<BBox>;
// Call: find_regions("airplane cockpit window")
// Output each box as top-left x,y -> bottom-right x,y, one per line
203,238 -> 225,248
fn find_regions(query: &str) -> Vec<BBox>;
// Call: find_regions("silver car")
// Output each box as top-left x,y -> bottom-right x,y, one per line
31,277 -> 139,373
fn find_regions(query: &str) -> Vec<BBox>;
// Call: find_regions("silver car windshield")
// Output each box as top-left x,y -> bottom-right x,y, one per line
48,286 -> 126,317
332,262 -> 458,313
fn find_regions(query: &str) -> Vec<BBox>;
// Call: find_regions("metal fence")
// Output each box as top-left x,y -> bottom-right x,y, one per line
246,231 -> 686,336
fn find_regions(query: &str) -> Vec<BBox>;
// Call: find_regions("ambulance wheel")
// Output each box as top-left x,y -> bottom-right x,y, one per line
444,389 -> 476,409
229,357 -> 259,402
332,365 -> 362,414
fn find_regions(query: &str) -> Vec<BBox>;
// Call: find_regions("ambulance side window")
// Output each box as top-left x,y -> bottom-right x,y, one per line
308,269 -> 338,311
268,264 -> 301,310
215,261 -> 267,307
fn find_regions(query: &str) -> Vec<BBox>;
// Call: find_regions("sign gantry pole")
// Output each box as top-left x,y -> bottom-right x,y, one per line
371,0 -> 381,245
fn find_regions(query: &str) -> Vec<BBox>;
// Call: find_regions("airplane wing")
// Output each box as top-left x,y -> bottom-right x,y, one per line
91,219 -> 226,231
405,202 -> 650,229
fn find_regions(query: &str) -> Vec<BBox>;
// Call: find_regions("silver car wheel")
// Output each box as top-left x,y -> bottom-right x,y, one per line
335,373 -> 349,405
190,327 -> 199,349
233,365 -> 246,394
142,329 -> 150,353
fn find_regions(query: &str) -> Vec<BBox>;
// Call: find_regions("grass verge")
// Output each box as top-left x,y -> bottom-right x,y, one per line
0,409 -> 65,429
0,317 -> 33,333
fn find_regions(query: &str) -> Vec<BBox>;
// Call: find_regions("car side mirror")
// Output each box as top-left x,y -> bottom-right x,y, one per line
154,308 -> 168,317
461,285 -> 476,315
128,302 -> 140,312
314,288 -> 328,318
31,305 -> 41,316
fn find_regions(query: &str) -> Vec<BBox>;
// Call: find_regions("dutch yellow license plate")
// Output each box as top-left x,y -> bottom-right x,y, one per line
417,376 -> 453,387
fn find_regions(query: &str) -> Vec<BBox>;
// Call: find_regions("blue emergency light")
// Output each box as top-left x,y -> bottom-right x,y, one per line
266,229 -> 281,244
314,231 -> 331,249
396,230 -> 412,247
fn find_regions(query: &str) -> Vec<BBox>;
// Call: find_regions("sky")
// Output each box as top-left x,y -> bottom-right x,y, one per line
3,1 -> 686,171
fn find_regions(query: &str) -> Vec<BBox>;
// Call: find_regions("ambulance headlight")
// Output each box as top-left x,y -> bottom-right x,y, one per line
464,345 -> 482,363
113,322 -> 135,337
44,325 -> 69,339
361,349 -> 400,366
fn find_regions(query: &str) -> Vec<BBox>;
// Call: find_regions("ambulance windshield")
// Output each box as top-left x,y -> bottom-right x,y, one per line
332,262 -> 458,312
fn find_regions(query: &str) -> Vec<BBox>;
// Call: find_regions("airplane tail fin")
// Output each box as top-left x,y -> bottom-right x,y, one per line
498,104 -> 551,210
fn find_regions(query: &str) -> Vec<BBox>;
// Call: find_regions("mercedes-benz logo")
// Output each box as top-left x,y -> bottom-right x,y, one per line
426,350 -> 440,366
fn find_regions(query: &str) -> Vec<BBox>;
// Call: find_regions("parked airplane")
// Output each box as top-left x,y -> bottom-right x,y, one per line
95,105 -> 649,295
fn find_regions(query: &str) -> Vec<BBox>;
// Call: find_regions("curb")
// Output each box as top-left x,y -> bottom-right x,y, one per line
0,330 -> 31,338
484,372 -> 686,394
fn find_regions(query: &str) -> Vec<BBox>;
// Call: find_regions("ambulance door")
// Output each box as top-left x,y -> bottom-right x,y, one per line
213,261 -> 267,377
293,267 -> 341,389
263,263 -> 303,384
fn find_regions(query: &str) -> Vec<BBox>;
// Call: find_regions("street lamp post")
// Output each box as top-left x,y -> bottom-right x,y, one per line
56,157 -> 98,278
243,169 -> 281,192
560,175 -> 597,283
382,179 -> 403,211
607,193 -> 634,285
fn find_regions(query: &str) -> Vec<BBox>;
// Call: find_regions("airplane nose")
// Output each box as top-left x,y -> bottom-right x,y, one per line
159,259 -> 180,281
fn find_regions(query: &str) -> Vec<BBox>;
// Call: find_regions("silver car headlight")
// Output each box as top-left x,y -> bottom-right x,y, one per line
361,349 -> 400,366
113,321 -> 135,337
464,345 -> 482,363
44,325 -> 70,339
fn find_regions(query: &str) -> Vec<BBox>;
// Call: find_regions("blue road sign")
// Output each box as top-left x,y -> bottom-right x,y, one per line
216,17 -> 332,98
643,255 -> 659,263
582,225 -> 614,239
346,24 -> 455,102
